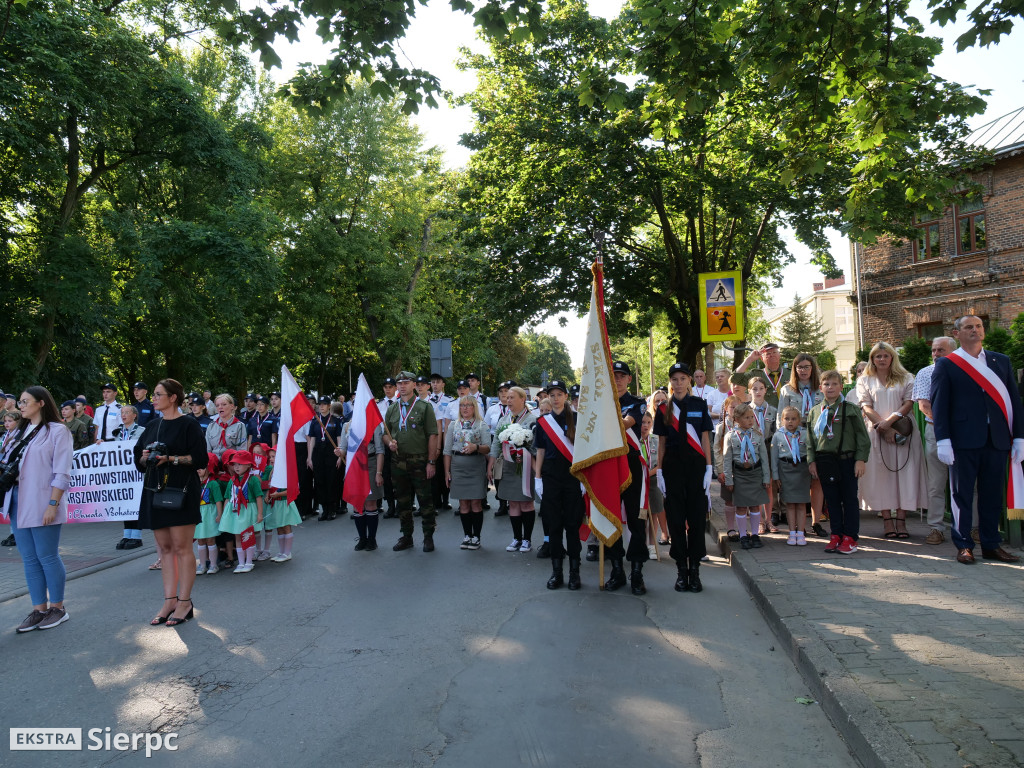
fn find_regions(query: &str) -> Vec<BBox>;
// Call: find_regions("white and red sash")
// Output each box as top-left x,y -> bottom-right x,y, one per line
947,348 -> 1024,509
659,401 -> 706,458
538,414 -> 574,463
626,430 -> 650,511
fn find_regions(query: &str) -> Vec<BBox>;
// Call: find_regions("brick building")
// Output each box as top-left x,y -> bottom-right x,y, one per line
853,107 -> 1024,344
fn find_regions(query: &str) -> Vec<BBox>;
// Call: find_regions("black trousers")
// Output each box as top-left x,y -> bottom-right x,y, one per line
544,471 -> 586,558
294,442 -> 314,517
663,451 -> 708,566
381,450 -> 397,510
607,449 -> 648,562
950,439 -> 1008,551
818,455 -> 860,541
312,444 -> 338,514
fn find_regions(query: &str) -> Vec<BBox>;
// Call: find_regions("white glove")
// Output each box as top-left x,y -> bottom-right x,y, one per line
1012,438 -> 1024,465
703,465 -> 713,493
655,469 -> 666,495
534,478 -> 543,500
937,438 -> 955,466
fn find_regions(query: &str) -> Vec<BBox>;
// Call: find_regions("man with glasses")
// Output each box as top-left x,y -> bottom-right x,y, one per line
913,336 -> 957,545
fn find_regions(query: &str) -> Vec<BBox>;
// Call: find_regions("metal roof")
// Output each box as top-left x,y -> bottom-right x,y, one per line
966,106 -> 1024,157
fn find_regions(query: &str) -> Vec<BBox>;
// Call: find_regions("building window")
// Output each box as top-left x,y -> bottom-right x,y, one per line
955,197 -> 986,255
913,215 -> 941,261
917,322 -> 944,340
835,305 -> 855,336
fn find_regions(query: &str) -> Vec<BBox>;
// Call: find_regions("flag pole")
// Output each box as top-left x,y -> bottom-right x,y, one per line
598,541 -> 605,590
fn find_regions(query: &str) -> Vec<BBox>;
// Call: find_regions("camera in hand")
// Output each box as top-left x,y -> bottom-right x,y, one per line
0,458 -> 19,494
145,441 -> 169,466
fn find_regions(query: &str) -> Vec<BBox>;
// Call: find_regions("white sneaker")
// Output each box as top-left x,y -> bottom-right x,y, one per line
787,531 -> 798,546
206,564 -> 219,575
796,531 -> 807,546
468,537 -> 481,550
256,551 -> 272,561
460,535 -> 472,550
648,544 -> 659,560
271,553 -> 292,562
196,562 -> 207,575
519,539 -> 532,553
506,539 -> 521,552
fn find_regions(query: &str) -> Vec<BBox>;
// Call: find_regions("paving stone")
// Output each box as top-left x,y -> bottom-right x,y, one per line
894,720 -> 956,745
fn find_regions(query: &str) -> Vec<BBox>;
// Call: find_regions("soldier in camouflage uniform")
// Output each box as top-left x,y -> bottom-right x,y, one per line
384,371 -> 440,552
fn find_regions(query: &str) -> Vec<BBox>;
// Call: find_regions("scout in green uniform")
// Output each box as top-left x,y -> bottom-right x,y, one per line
61,400 -> 90,450
807,370 -> 871,555
384,371 -> 440,552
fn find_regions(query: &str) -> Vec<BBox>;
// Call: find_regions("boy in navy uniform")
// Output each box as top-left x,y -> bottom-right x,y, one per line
132,382 -> 157,427
654,363 -> 714,593
605,361 -> 649,594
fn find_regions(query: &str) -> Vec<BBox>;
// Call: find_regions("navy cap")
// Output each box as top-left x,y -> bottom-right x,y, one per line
133,381 -> 148,390
456,379 -> 470,388
570,384 -> 580,396
430,372 -> 445,380
317,395 -> 331,405
245,393 -> 257,401
270,391 -> 281,398
499,380 -> 518,390
75,396 -> 88,404
547,380 -> 568,394
101,382 -> 116,391
257,395 -> 271,405
415,375 -> 429,385
188,395 -> 204,405
466,372 -> 480,380
383,377 -> 397,386
612,361 -> 632,376
61,400 -> 76,409
669,362 -> 691,378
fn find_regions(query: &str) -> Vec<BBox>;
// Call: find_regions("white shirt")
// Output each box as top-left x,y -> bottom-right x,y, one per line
95,401 -> 123,441
292,421 -> 310,443
427,393 -> 454,430
484,402 -> 509,433
705,388 -> 727,427
377,396 -> 397,419
205,399 -> 216,416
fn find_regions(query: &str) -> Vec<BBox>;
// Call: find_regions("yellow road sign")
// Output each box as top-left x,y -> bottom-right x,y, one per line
699,270 -> 744,343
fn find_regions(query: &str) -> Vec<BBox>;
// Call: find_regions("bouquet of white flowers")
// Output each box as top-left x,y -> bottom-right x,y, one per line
498,423 -> 534,474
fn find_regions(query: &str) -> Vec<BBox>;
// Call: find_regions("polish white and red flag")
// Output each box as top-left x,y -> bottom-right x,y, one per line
570,260 -> 631,547
270,365 -> 315,504
343,373 -> 384,510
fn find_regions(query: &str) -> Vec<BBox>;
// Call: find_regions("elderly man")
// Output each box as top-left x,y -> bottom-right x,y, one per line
932,316 -> 1024,564
737,343 -> 788,407
913,336 -> 957,544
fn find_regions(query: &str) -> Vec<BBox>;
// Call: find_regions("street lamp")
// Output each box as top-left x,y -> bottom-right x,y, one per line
347,357 -> 353,393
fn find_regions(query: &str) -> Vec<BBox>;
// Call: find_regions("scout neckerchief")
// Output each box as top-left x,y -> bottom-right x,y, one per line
765,369 -> 782,392
798,383 -> 813,417
814,401 -> 842,439
946,348 -> 1024,510
216,415 -> 239,448
753,402 -> 767,434
733,426 -> 756,463
538,412 -> 574,462
398,396 -> 416,432
230,472 -> 250,513
200,478 -> 212,505
782,429 -> 802,462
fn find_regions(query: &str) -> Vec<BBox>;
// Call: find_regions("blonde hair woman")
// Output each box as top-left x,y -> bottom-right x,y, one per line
444,396 -> 490,549
856,341 -> 927,538
489,386 -> 538,552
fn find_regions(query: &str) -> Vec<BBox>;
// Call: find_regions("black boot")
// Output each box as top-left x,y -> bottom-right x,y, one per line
536,541 -> 551,558
567,558 -> 581,590
585,544 -> 598,562
674,564 -> 690,592
547,558 -> 564,589
630,561 -> 646,595
688,566 -> 703,593
604,559 -> 627,591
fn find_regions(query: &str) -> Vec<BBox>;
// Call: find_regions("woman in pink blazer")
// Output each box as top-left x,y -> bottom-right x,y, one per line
2,386 -> 73,633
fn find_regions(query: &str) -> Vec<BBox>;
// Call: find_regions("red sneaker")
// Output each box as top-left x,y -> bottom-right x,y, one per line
824,534 -> 841,553
837,536 -> 858,554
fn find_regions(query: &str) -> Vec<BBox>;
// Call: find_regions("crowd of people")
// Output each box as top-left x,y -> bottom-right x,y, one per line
2,314 -> 1022,634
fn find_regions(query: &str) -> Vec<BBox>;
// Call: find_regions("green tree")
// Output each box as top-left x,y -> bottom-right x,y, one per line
517,331 -> 574,386
457,0 -> 986,368
1008,312 -> 1024,374
777,295 -> 832,362
898,336 -> 932,374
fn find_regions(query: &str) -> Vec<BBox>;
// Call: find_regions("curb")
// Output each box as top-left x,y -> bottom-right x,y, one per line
709,517 -> 926,768
0,545 -> 157,605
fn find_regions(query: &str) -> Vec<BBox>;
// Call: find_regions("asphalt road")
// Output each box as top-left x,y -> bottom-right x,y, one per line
1,511 -> 860,767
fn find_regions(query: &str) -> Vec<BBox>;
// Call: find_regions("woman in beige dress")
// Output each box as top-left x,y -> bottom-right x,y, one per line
856,342 -> 927,538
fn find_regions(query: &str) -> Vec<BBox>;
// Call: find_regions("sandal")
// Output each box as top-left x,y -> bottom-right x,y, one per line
148,560 -> 162,570
811,522 -> 827,538
895,516 -> 910,539
883,517 -> 898,538
166,599 -> 194,627
150,596 -> 177,625
727,530 -> 740,542
657,537 -> 670,546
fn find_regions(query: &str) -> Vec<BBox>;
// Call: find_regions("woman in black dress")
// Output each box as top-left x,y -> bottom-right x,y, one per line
133,379 -> 207,627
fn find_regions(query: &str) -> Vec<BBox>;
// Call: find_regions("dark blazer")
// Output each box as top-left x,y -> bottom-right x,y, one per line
931,350 -> 1024,450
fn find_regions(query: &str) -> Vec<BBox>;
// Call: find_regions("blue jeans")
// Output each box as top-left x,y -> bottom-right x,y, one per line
9,486 -> 66,605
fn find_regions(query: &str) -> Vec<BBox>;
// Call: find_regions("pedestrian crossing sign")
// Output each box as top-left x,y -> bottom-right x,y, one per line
698,270 -> 744,342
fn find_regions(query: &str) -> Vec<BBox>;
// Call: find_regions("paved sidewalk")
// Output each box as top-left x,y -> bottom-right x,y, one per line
0,521 -> 156,602
711,497 -> 1024,768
